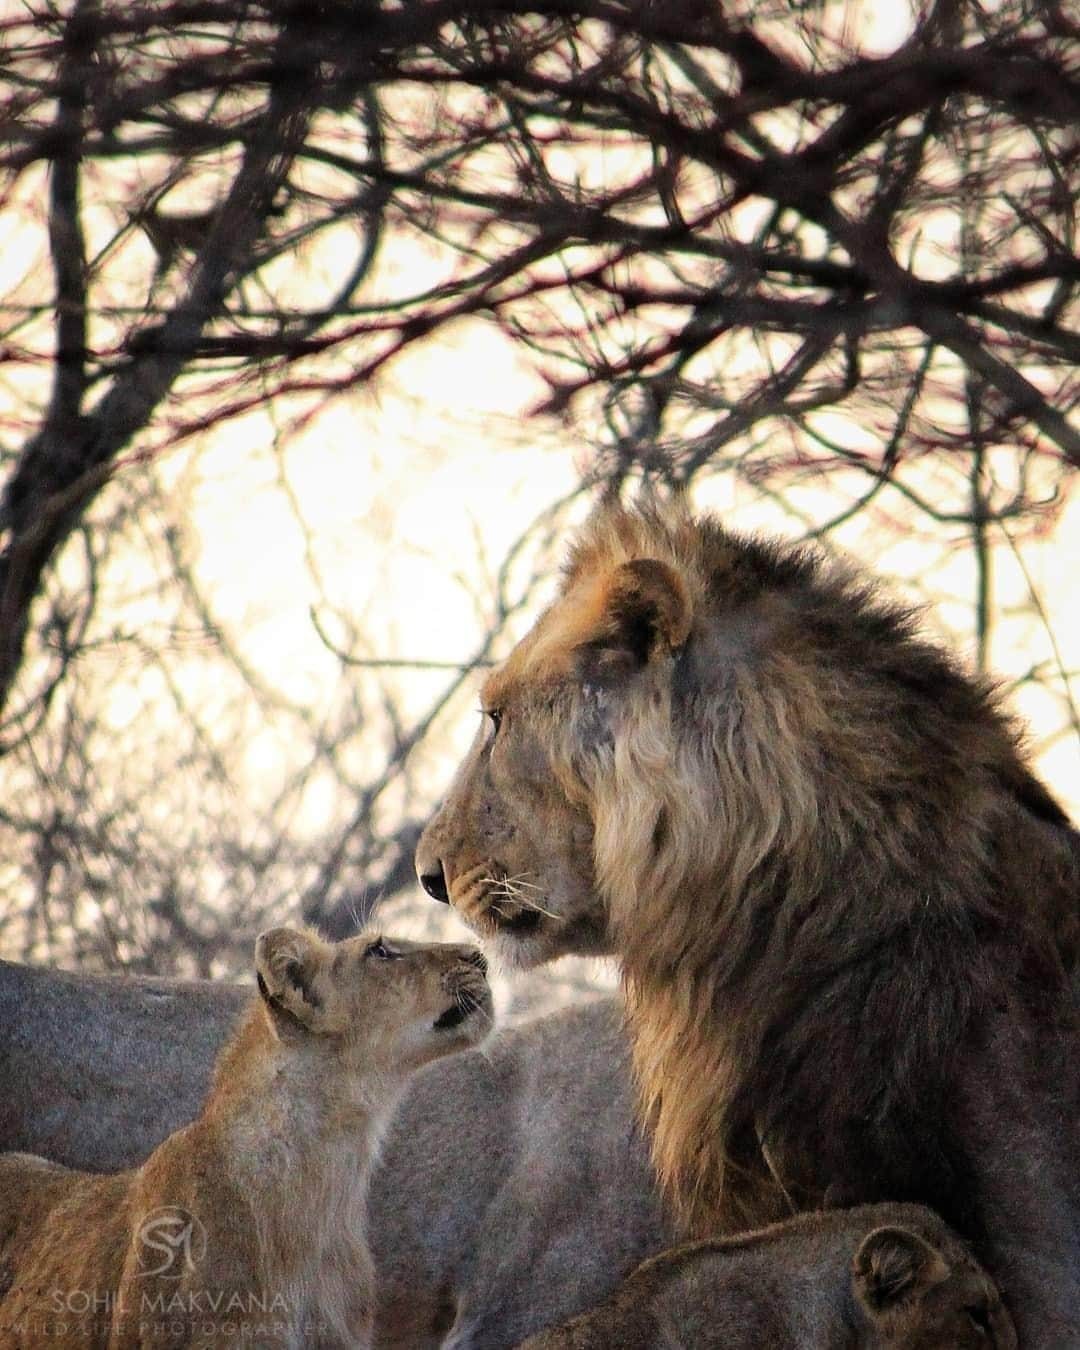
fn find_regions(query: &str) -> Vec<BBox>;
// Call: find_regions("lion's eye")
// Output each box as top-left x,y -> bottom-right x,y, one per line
486,708 -> 503,734
365,937 -> 398,960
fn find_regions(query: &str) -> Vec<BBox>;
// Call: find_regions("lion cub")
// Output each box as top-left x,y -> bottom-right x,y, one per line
0,928 -> 492,1349
518,1202 -> 1016,1349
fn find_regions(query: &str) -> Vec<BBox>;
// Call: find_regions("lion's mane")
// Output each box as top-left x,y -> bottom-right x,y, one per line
551,504 -> 1078,1236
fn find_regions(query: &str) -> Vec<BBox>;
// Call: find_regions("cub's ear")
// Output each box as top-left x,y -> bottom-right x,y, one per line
599,558 -> 692,666
255,927 -> 327,1034
853,1226 -> 950,1321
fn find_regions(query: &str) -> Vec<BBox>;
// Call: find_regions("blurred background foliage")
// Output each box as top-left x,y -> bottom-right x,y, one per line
0,0 -> 1076,1012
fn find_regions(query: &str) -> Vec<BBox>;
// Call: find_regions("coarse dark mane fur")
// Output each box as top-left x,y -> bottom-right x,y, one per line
564,506 -> 1076,1234
417,498 -> 1080,1346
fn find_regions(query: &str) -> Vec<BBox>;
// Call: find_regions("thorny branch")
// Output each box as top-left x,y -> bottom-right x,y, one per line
0,0 -> 1076,970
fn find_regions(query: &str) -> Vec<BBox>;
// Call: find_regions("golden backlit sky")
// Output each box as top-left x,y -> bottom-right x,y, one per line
159,308 -> 1080,825
0,0 -> 1076,987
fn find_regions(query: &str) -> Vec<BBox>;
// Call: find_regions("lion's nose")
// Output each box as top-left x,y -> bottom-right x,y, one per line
420,863 -> 450,904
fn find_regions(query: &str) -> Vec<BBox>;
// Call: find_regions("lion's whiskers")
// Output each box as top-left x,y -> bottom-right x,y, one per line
495,877 -> 562,922
477,872 -> 563,924
501,874 -> 544,893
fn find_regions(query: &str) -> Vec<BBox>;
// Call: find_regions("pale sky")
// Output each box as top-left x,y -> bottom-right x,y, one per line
0,0 -> 1076,984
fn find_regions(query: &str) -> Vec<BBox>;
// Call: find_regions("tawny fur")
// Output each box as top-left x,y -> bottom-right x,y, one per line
0,962 -> 672,1349
0,929 -> 491,1349
417,498 -> 1080,1347
517,1202 -> 1017,1350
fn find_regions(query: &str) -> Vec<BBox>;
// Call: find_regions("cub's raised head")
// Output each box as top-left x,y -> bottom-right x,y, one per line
255,926 -> 492,1072
853,1224 -> 1017,1349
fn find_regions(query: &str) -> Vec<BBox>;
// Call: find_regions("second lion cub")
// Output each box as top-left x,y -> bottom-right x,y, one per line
519,1202 -> 1016,1349
0,927 -> 492,1349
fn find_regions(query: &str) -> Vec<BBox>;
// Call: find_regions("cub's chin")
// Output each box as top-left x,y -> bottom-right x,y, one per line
431,983 -> 494,1044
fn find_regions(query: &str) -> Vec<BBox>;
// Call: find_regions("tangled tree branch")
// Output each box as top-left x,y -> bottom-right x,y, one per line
0,0 -> 1076,969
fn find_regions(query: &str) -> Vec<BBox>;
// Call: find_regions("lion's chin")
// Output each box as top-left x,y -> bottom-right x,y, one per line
483,915 -> 615,973
483,923 -> 560,972
447,880 -> 612,970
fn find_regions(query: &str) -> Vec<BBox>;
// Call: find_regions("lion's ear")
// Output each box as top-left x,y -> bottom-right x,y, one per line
255,927 -> 327,1035
598,558 -> 692,665
853,1226 -> 950,1321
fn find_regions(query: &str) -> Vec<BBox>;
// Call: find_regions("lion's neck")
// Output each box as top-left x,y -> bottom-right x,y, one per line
209,999 -> 403,1124
198,1001 -> 402,1247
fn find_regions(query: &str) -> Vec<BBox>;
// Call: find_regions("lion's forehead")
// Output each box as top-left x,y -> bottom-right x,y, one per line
484,574 -> 618,703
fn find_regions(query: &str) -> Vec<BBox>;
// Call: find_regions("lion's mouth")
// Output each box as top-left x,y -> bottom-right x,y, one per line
499,909 -> 542,935
433,984 -> 489,1031
448,863 -> 549,939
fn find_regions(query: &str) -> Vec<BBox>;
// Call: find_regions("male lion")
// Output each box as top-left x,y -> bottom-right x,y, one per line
417,499 -> 1080,1346
518,1202 -> 1016,1349
0,929 -> 491,1348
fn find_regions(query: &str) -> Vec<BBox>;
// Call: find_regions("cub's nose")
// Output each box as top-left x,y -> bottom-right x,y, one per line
419,862 -> 450,904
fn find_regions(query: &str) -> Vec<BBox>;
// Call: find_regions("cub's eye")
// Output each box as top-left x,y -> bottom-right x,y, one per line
364,937 -> 398,960
485,708 -> 503,734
